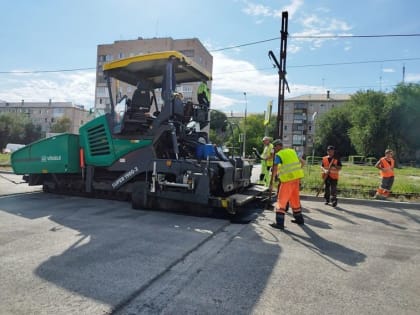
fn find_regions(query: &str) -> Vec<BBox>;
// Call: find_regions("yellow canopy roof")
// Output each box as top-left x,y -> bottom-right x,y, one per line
103,51 -> 212,87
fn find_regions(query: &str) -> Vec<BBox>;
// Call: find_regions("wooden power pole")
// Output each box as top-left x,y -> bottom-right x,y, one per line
269,11 -> 289,140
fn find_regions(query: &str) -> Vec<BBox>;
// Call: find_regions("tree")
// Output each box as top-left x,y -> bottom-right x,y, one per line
347,90 -> 388,157
238,114 -> 277,157
0,112 -> 42,149
314,106 -> 355,157
50,116 -> 72,133
386,83 -> 420,162
209,110 -> 228,145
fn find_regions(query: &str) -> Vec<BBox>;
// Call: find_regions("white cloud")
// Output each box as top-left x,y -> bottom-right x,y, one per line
242,3 -> 272,17
288,44 -> 302,54
211,51 -> 328,111
243,0 -> 303,20
292,13 -> 353,50
212,51 -> 278,96
382,68 -> 395,73
406,73 -> 420,82
0,71 -> 96,108
282,0 -> 304,18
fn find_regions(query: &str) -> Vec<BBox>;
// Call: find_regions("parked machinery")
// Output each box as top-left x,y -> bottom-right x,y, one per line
12,51 -> 265,214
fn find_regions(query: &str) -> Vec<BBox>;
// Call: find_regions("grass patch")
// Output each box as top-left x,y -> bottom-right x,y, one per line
0,153 -> 11,165
301,163 -> 420,201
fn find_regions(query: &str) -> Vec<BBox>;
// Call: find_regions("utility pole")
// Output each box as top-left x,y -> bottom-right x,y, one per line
242,92 -> 247,158
269,11 -> 289,140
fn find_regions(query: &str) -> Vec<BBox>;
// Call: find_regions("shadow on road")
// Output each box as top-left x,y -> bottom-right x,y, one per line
1,192 -> 282,314
285,224 -> 366,270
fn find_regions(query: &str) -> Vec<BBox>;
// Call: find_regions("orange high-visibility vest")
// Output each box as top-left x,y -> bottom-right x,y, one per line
378,157 -> 394,178
322,156 -> 339,180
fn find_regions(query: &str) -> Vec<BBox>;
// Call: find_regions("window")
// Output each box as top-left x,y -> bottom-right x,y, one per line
294,102 -> 307,109
292,135 -> 306,146
96,87 -> 108,97
180,50 -> 194,57
53,108 -> 64,117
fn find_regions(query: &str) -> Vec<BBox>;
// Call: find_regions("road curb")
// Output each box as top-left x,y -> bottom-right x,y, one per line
300,194 -> 420,210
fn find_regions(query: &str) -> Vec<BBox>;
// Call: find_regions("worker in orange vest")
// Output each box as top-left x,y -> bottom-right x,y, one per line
269,140 -> 305,230
321,145 -> 342,207
374,149 -> 395,200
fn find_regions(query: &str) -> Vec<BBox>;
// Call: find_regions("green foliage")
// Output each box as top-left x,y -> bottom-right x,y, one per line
0,112 -> 42,149
386,83 -> 420,161
50,116 -> 72,133
209,110 -> 228,146
240,114 -> 276,157
315,84 -> 420,162
347,90 -> 388,157
314,106 -> 355,157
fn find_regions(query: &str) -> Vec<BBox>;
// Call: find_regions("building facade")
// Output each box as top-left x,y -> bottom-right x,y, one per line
282,92 -> 351,155
225,92 -> 351,155
95,37 -> 213,112
0,100 -> 91,134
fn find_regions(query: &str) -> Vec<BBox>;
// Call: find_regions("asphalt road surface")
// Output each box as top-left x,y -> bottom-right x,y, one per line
1,172 -> 419,315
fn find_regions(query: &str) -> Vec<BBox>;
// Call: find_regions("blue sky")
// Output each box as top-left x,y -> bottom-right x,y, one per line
1,0 -> 419,114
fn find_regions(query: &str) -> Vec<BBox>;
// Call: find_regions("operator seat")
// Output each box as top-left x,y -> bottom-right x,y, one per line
123,87 -> 152,133
131,87 -> 151,114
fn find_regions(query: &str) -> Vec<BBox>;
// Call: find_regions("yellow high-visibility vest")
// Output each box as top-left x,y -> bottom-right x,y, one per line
262,143 -> 274,167
276,148 -> 304,182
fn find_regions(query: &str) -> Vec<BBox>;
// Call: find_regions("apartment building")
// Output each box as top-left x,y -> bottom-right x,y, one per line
95,37 -> 213,112
0,100 -> 91,134
225,92 -> 351,155
282,92 -> 351,155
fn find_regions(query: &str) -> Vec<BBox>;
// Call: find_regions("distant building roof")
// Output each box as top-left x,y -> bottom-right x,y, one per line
286,93 -> 351,101
0,101 -> 86,110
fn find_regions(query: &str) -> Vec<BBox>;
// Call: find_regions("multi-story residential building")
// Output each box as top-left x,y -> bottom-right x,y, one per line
225,92 -> 351,155
0,100 -> 91,134
95,37 -> 213,112
282,92 -> 351,155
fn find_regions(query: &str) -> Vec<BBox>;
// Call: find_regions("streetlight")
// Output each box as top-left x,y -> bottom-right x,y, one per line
243,92 -> 247,158
308,111 -> 317,175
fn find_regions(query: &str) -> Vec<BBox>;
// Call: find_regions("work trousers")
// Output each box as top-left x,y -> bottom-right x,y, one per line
377,176 -> 394,197
275,179 -> 301,214
324,177 -> 338,202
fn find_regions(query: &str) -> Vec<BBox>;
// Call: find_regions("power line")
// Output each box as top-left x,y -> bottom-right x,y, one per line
213,57 -> 420,75
210,33 -> 420,52
291,33 -> 420,39
211,37 -> 279,52
1,33 -> 420,74
288,57 -> 420,68
0,67 -> 95,74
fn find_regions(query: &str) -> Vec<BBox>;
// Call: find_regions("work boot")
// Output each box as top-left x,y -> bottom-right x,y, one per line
324,199 -> 329,205
331,198 -> 338,207
270,213 -> 285,230
291,212 -> 304,225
